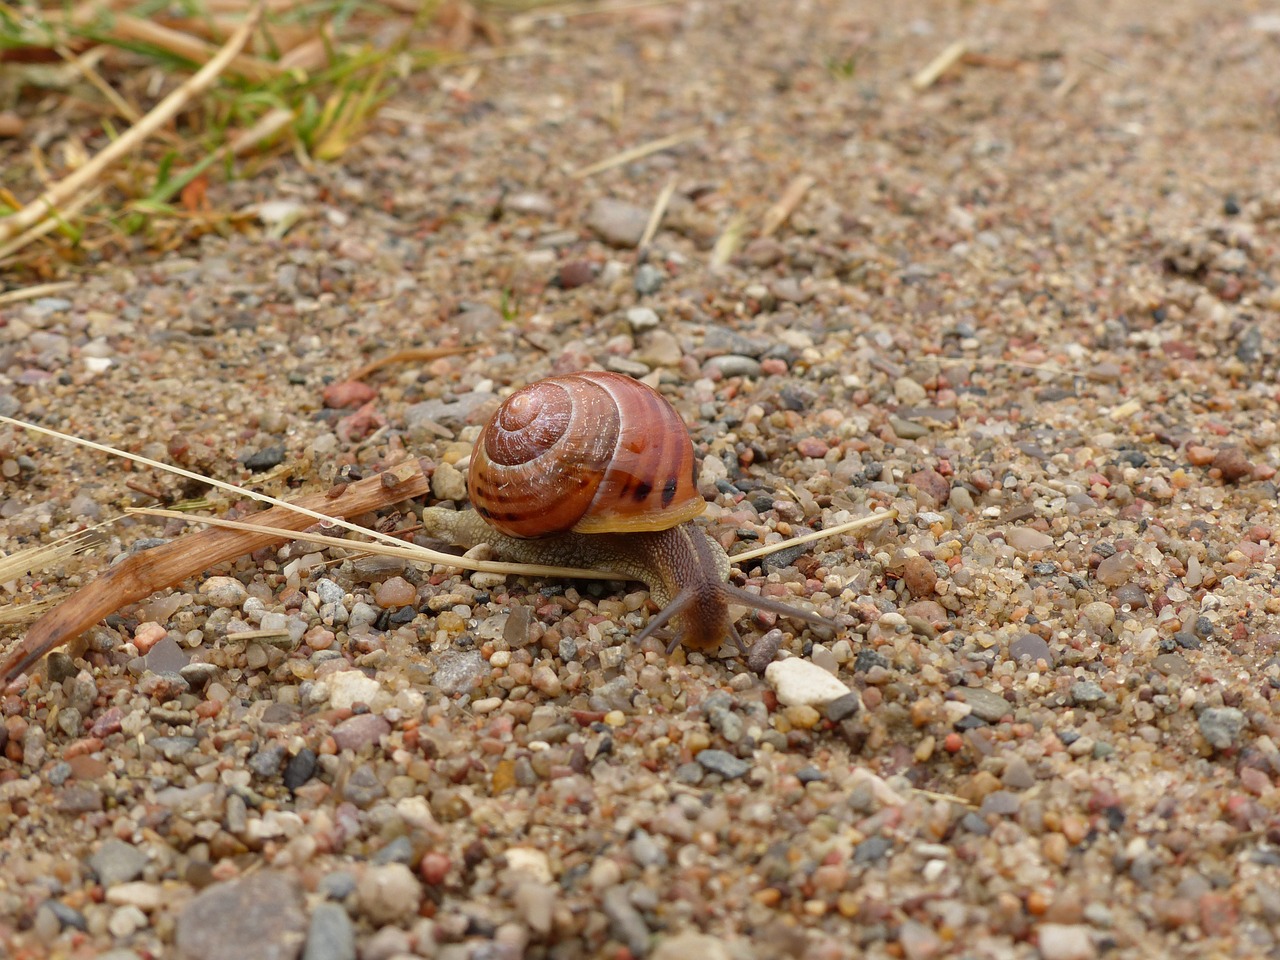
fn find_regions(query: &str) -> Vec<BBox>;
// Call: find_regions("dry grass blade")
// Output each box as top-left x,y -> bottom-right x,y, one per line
731,511 -> 897,564
0,596 -> 63,627
570,128 -> 701,179
0,2 -> 264,250
760,174 -> 815,238
636,175 -> 677,255
912,39 -> 967,91
709,212 -> 745,268
0,527 -> 103,583
0,186 -> 105,265
0,281 -> 79,305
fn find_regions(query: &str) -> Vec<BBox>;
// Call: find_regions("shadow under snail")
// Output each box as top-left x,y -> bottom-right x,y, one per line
418,371 -> 832,654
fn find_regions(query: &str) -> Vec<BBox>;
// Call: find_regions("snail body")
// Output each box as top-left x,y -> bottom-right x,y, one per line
421,371 -> 829,653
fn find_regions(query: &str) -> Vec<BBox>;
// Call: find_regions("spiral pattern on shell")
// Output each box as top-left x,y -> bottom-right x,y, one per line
468,371 -> 706,538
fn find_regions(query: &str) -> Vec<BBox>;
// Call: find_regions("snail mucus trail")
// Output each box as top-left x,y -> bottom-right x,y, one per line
417,371 -> 832,654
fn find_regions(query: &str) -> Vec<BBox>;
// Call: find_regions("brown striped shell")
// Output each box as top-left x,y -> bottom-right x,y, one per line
468,372 -> 706,539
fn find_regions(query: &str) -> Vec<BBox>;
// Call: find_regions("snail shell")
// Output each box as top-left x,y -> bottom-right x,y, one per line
468,371 -> 706,539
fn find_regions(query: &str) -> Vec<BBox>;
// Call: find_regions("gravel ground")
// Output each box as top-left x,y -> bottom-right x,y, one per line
4,1 -> 1280,958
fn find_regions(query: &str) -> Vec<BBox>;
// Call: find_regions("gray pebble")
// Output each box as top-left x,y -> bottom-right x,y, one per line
404,391 -> 495,429
372,835 -> 415,865
704,354 -> 762,378
181,661 -> 220,687
314,579 -> 345,605
433,650 -> 488,695
151,736 -> 199,762
1008,633 -> 1054,666
629,829 -> 667,868
55,784 -> 101,813
89,839 -> 150,887
625,306 -> 660,331
602,886 -> 651,958
175,871 -> 306,960
247,743 -> 287,779
1002,756 -> 1036,790
747,628 -> 784,673
957,687 -> 1010,723
347,602 -> 379,631
1198,707 -> 1245,750
633,263 -> 664,295
853,835 -> 893,863
587,198 -> 649,248
302,902 -> 355,960
342,765 -> 388,807
319,871 -> 358,900
144,636 -> 189,674
823,691 -> 862,723
695,749 -> 751,779
284,749 -> 318,790
1071,681 -> 1106,705
706,704 -> 745,743
241,446 -> 285,472
673,761 -> 704,784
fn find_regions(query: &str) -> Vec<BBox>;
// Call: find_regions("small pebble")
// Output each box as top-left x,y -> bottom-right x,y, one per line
431,461 -> 468,502
696,749 -> 751,779
373,576 -> 415,608
201,577 -> 248,609
625,306 -> 660,331
331,714 -> 390,752
322,381 -> 376,409
1036,923 -> 1097,960
1198,707 -> 1245,751
587,198 -> 649,247
1005,526 -> 1055,552
357,864 -> 421,925
766,658 -> 854,707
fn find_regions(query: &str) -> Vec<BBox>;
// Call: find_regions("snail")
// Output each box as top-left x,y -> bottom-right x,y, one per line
418,371 -> 832,653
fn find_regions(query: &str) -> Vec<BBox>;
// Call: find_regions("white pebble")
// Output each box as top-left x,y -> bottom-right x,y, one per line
1036,923 -> 1097,960
104,882 -> 166,910
107,905 -> 147,938
505,847 -> 553,883
328,670 -> 382,710
357,863 -> 421,925
765,657 -> 853,707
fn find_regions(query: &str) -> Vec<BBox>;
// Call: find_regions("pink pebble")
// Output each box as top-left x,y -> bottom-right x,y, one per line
323,380 -> 377,409
760,357 -> 788,375
796,437 -> 829,458
133,621 -> 167,653
374,576 -> 417,609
